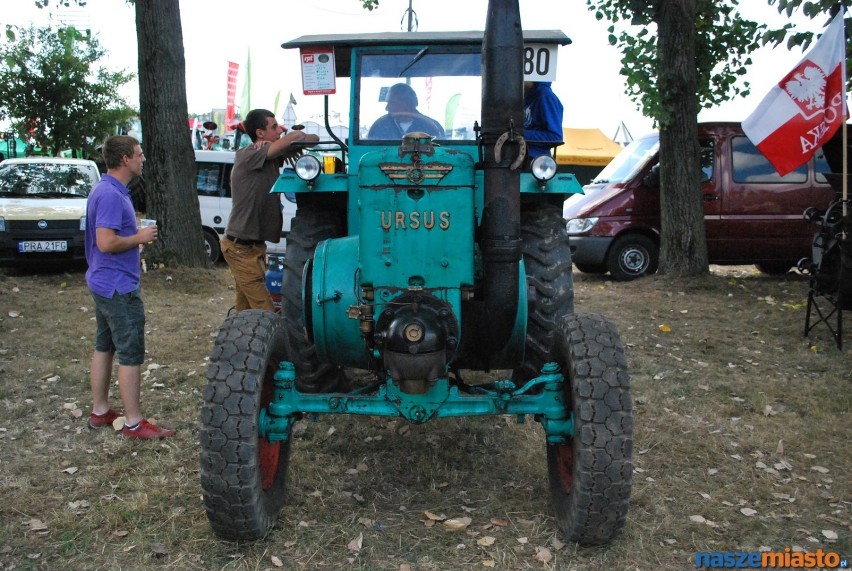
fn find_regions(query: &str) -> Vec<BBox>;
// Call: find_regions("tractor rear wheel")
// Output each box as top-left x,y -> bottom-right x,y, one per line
547,313 -> 633,544
282,198 -> 348,392
200,310 -> 291,540
513,203 -> 575,384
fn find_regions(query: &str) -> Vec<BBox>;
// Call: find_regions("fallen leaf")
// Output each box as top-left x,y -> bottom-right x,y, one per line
424,511 -> 446,521
271,555 -> 284,567
740,508 -> 758,517
8,311 -> 20,318
517,537 -> 528,544
551,538 -> 565,550
477,536 -> 495,546
811,466 -> 829,474
490,518 -> 508,527
150,542 -> 168,557
482,561 -> 496,568
822,529 -> 838,540
533,546 -> 553,563
776,440 -> 784,454
443,517 -> 472,531
28,519 -> 48,532
62,467 -> 78,475
659,324 -> 672,332
689,515 -> 706,524
347,532 -> 363,553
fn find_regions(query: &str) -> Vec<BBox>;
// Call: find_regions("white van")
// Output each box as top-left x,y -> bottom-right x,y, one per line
195,150 -> 295,262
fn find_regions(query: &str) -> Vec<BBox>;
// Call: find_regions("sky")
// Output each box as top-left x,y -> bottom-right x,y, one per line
3,0 -> 826,144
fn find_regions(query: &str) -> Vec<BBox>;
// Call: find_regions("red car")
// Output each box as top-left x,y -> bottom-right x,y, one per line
563,122 -> 835,280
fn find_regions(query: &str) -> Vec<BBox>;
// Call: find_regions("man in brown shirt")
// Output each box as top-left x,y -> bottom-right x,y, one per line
222,108 -> 318,311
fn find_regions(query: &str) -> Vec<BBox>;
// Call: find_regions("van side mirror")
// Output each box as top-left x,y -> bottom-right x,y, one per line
643,164 -> 660,188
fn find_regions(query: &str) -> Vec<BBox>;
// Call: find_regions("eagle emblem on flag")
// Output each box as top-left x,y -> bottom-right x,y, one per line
783,62 -> 828,114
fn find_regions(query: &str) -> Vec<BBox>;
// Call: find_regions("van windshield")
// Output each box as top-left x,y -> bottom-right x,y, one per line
592,135 -> 659,184
0,162 -> 98,198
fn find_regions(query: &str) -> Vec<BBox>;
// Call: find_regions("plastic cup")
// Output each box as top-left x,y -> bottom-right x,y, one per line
140,219 -> 156,244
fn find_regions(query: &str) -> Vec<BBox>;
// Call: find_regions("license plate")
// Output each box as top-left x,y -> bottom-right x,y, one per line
18,241 -> 68,253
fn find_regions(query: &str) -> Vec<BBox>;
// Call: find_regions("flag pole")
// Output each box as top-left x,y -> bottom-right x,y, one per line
843,2 -> 848,227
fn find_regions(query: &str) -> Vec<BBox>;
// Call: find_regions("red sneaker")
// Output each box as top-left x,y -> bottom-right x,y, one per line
88,409 -> 121,429
121,419 -> 176,440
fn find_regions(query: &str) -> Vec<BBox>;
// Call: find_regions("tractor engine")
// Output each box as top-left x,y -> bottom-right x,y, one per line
306,133 -> 477,394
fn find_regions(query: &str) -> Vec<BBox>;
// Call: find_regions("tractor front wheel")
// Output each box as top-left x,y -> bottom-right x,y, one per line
200,310 -> 291,540
547,313 -> 633,544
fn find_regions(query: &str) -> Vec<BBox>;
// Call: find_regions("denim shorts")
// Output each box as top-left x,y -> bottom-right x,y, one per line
91,288 -> 146,366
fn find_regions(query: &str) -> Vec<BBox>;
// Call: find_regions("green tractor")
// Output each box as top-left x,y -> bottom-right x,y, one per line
201,0 -> 633,544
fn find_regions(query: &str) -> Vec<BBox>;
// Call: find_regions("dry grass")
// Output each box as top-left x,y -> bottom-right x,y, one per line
0,264 -> 849,570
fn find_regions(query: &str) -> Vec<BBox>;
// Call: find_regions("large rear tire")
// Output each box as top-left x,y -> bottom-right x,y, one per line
512,203 -> 575,384
282,199 -> 348,392
547,313 -> 633,544
200,310 -> 291,540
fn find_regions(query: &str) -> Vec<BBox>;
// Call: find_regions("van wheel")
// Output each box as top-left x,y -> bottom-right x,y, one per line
606,235 -> 658,281
203,229 -> 221,263
755,262 -> 793,275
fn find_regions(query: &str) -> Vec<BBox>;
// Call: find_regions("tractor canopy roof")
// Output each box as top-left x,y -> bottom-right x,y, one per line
282,30 -> 570,78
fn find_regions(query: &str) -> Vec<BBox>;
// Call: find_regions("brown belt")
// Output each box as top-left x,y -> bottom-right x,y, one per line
225,234 -> 264,246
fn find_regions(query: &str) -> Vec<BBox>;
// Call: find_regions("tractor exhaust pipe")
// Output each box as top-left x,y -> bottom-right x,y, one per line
479,0 -> 524,362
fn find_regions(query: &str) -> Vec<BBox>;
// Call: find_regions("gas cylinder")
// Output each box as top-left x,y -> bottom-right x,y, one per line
265,254 -> 284,311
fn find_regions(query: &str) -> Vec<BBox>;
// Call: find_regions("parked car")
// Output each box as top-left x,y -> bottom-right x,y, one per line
0,157 -> 100,267
194,150 -> 294,262
563,122 -> 835,280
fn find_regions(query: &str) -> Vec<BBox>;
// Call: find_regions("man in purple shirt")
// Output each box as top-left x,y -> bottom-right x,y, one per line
84,135 -> 175,440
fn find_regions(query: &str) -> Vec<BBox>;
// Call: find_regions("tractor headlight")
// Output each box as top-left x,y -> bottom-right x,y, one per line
565,217 -> 599,234
530,155 -> 557,182
294,155 -> 322,182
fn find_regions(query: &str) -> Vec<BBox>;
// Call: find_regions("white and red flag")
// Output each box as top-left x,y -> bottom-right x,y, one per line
743,11 -> 847,176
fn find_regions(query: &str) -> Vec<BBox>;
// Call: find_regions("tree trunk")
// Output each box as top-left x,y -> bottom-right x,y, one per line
655,0 -> 708,277
135,0 -> 207,267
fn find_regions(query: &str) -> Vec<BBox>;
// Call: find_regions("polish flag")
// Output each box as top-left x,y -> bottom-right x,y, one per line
742,11 -> 847,176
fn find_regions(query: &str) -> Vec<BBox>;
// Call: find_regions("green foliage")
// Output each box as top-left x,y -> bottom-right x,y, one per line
588,0 -> 763,125
763,0 -> 849,81
0,24 -> 136,157
361,0 -> 380,11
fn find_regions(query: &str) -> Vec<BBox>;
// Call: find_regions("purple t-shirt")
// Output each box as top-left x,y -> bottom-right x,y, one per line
85,174 -> 140,297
